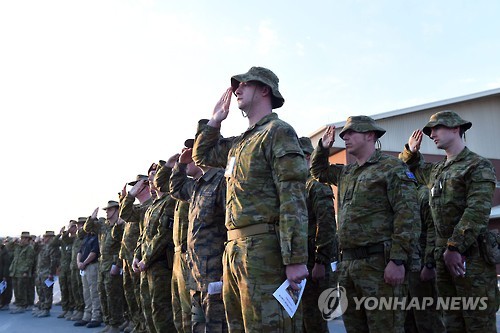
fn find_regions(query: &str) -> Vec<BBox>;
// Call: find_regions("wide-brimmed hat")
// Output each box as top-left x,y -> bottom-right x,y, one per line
422,110 -> 472,136
20,231 -> 31,238
77,217 -> 87,224
102,200 -> 119,211
43,231 -> 55,237
231,67 -> 285,109
339,116 -> 386,139
298,137 -> 314,155
184,139 -> 194,148
128,174 -> 148,186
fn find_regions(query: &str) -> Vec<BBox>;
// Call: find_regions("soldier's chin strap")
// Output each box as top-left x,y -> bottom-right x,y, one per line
376,139 -> 382,150
240,86 -> 257,118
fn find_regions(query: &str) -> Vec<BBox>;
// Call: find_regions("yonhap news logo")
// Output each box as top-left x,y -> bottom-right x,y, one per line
318,286 -> 348,320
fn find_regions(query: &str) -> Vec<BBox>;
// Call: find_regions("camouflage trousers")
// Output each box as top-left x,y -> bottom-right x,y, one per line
172,251 -> 192,333
142,261 -> 175,333
123,259 -> 146,333
59,267 -> 74,312
191,289 -> 228,333
98,269 -> 125,327
302,268 -> 337,333
13,276 -> 30,307
338,254 -> 407,333
139,271 -> 155,333
71,268 -> 85,312
404,270 -> 445,333
223,233 -> 302,333
28,275 -> 35,306
35,273 -> 54,310
436,248 -> 498,333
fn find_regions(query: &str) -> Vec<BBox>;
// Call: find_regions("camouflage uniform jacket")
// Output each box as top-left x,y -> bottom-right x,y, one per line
9,243 -> 35,277
170,164 -> 227,291
134,193 -> 176,268
119,197 -> 153,262
51,232 -> 73,272
400,146 -> 496,253
310,144 -> 418,261
305,175 -> 337,267
172,199 -> 189,252
71,231 -> 85,270
36,239 -> 59,277
85,217 -> 124,272
192,112 -> 309,265
417,185 -> 435,267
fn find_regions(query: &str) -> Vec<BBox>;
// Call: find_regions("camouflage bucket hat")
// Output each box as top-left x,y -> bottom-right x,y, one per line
231,66 -> 285,109
20,231 -> 31,238
43,231 -> 55,237
339,115 -> 386,139
298,137 -> 314,155
128,174 -> 148,186
102,200 -> 119,210
422,110 -> 472,136
77,217 -> 87,224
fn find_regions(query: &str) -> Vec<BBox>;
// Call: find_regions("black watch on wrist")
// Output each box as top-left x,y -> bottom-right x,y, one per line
391,259 -> 405,266
447,245 -> 459,252
425,262 -> 435,269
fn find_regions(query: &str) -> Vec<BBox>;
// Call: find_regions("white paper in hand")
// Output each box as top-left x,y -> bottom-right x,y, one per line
272,279 -> 306,318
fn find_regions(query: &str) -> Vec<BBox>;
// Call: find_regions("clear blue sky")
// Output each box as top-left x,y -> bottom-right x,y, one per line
1,0 -> 499,237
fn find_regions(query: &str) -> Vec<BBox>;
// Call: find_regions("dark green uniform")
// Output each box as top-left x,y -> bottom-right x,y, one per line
9,242 -> 35,310
57,231 -> 75,315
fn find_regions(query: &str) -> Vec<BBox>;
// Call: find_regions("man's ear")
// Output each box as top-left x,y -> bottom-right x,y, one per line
260,85 -> 271,97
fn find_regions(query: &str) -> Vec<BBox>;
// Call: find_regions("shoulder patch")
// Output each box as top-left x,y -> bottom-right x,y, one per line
406,171 -> 416,180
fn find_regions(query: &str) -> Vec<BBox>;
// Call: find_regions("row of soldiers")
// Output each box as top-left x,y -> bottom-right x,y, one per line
2,66 -> 498,333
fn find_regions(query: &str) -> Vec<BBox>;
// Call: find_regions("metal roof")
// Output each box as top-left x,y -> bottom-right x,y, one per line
309,87 -> 500,138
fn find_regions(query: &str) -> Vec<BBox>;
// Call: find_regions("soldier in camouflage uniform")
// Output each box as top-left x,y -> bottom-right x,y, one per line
404,185 -> 446,333
298,137 -> 337,333
55,222 -> 76,319
122,168 -> 158,333
171,137 -> 228,333
9,231 -> 35,314
192,67 -> 309,332
118,173 -> 152,333
0,237 -> 13,310
68,217 -> 86,322
169,143 -> 193,333
85,201 -> 125,333
32,230 -> 59,318
133,158 -> 177,333
400,110 -> 498,332
310,116 -> 418,333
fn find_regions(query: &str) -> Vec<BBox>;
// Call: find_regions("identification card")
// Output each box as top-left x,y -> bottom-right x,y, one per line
225,157 -> 236,177
208,281 -> 223,295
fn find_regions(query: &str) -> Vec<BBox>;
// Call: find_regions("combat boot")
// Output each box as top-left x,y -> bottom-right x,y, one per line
65,310 -> 74,319
71,310 -> 84,321
98,325 -> 110,333
37,309 -> 50,317
57,310 -> 68,318
118,320 -> 129,331
10,306 -> 25,314
106,326 -> 120,333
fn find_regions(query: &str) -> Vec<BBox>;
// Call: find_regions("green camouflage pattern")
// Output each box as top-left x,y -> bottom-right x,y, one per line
302,175 -> 337,333
70,232 -> 85,312
338,115 -> 386,139
35,238 -> 59,310
404,185 -> 445,333
311,145 -> 418,261
171,199 -> 192,333
170,164 -> 228,332
400,145 -> 498,331
118,198 -> 153,262
422,110 -> 472,136
192,112 -> 309,266
58,230 -> 75,312
84,217 -> 123,273
170,165 -> 227,291
230,66 -> 284,109
9,242 -> 35,277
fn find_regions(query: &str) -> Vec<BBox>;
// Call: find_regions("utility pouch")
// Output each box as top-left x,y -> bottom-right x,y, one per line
478,230 -> 500,265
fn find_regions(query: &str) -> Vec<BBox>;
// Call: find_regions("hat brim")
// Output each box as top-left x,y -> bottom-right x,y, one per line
230,76 -> 284,109
339,128 -> 386,139
422,121 -> 472,136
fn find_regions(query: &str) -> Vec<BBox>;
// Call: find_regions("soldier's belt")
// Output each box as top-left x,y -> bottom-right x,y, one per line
227,223 -> 276,241
341,243 -> 385,261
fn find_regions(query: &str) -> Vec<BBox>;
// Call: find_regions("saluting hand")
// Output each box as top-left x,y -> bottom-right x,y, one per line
409,130 -> 423,153
209,87 -> 232,128
322,125 -> 336,149
179,148 -> 193,164
129,179 -> 148,197
166,153 -> 180,168
91,207 -> 99,220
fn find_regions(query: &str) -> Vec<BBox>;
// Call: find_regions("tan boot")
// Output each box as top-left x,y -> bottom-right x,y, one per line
57,310 -> 68,318
37,309 -> 50,317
